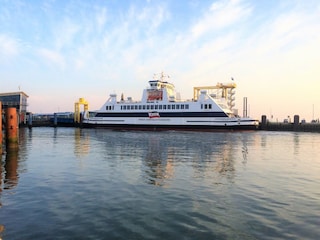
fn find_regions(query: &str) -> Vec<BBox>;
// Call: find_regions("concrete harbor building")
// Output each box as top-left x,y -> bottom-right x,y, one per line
0,91 -> 29,124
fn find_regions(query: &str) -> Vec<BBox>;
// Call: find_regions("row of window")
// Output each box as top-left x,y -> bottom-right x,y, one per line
106,104 -> 190,111
201,104 -> 213,109
105,103 -> 214,111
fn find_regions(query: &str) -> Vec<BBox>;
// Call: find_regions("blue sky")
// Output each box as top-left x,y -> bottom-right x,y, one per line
1,0 -> 319,121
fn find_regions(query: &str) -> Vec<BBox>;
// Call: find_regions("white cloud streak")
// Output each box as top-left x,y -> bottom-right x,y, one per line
37,48 -> 65,68
192,0 -> 252,38
0,34 -> 19,57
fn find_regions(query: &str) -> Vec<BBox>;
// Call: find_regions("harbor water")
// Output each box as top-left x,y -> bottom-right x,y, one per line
0,128 -> 319,239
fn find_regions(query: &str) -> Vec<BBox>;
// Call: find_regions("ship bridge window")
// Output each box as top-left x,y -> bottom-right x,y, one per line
147,105 -> 150,110
172,105 -> 175,110
203,104 -> 212,110
135,105 -> 138,110
143,105 -> 146,110
181,104 -> 184,109
185,104 -> 189,109
159,105 -> 162,110
155,105 -> 158,110
123,105 -> 126,110
139,105 -> 142,110
201,104 -> 203,109
167,105 -> 171,110
163,105 -> 166,110
151,105 -> 154,110
176,104 -> 180,110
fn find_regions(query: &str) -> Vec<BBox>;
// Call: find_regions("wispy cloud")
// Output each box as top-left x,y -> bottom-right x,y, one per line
252,11 -> 319,56
95,7 -> 108,32
53,18 -> 80,51
0,34 -> 19,57
37,48 -> 65,68
191,0 -> 252,38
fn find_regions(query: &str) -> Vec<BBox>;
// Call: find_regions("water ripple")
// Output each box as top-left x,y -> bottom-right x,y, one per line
0,128 -> 319,239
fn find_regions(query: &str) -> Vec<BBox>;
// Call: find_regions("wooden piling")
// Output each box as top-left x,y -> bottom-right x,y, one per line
5,107 -> 19,149
28,112 -> 33,128
0,101 -> 2,154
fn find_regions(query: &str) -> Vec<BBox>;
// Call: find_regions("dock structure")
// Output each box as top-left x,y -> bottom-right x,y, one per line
25,112 -> 75,128
18,113 -> 320,133
260,115 -> 320,133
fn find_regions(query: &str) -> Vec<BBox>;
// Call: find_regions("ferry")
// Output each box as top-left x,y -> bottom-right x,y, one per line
82,73 -> 259,131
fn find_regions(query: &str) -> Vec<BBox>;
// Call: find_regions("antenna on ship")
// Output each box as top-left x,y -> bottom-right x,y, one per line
161,71 -> 165,81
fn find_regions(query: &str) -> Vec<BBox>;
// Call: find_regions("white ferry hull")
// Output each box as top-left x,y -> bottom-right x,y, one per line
82,117 -> 259,131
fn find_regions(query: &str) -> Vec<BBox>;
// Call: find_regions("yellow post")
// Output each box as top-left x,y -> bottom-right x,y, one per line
74,98 -> 89,123
74,102 -> 80,123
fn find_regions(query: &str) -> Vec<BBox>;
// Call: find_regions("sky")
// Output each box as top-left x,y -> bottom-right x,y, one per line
0,0 -> 319,121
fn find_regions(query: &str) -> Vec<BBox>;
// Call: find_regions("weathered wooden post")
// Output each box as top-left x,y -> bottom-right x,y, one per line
0,101 -> 2,154
5,107 -> 19,149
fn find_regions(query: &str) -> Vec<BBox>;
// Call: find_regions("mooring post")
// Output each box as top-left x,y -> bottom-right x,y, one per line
54,113 -> 58,127
261,115 -> 267,130
5,107 -> 19,150
0,101 -> 2,154
293,115 -> 300,131
28,112 -> 33,129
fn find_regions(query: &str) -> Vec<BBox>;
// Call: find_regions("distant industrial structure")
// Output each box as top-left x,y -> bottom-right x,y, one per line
0,91 -> 29,123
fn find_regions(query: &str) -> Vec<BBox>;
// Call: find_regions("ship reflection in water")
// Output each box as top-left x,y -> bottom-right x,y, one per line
0,128 -> 319,240
91,130 -> 252,187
